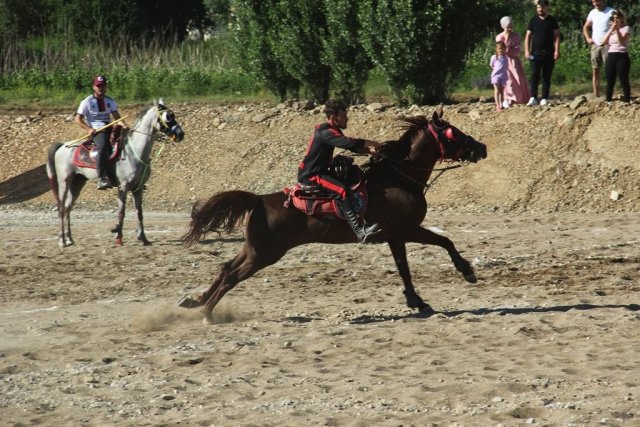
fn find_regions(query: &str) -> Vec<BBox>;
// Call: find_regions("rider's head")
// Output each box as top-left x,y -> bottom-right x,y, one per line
324,99 -> 348,130
92,75 -> 108,98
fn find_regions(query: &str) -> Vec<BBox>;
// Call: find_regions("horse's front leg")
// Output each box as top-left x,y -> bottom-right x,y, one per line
112,189 -> 127,246
132,188 -> 150,245
388,239 -> 434,315
408,226 -> 476,283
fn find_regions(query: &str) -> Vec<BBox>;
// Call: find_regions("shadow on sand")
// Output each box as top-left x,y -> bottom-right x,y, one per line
0,164 -> 49,205
349,302 -> 640,324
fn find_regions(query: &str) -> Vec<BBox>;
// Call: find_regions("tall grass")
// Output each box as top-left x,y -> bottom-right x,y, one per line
0,32 -> 262,107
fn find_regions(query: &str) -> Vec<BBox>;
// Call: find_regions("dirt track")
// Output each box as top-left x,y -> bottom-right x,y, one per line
1,99 -> 640,425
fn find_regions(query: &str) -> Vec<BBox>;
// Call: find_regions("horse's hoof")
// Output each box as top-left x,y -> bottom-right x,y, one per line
115,238 -> 123,246
418,305 -> 435,317
202,316 -> 215,326
178,295 -> 197,308
464,273 -> 477,283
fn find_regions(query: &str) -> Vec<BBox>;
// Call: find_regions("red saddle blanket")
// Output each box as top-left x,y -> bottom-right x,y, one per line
72,126 -> 123,168
283,181 -> 368,218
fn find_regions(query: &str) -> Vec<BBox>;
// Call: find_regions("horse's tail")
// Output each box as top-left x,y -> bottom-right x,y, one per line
46,142 -> 63,206
182,190 -> 262,247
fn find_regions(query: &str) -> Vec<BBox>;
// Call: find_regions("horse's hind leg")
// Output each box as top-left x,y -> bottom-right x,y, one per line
201,251 -> 270,325
56,176 -> 85,247
180,244 -> 283,325
408,226 -> 476,283
388,239 -> 434,315
64,177 -> 86,246
178,256 -> 239,309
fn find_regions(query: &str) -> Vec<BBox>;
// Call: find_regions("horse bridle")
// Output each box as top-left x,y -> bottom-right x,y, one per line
130,105 -> 181,141
427,121 -> 466,162
373,120 -> 467,194
155,106 -> 182,141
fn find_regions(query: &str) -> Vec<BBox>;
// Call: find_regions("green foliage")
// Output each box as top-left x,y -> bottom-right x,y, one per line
0,0 -> 208,47
323,0 -> 372,104
2,0 -> 639,107
359,0 -> 499,105
268,0 -> 330,102
231,0 -> 300,100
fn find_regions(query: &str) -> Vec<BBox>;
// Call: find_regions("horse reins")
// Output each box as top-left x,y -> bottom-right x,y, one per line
376,121 -> 465,194
379,155 -> 461,194
123,107 -> 176,192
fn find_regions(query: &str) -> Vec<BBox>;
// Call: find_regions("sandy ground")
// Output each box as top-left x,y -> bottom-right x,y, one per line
1,208 -> 639,426
1,99 -> 640,425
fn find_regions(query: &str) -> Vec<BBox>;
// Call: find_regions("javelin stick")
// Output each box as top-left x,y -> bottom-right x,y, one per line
64,114 -> 131,147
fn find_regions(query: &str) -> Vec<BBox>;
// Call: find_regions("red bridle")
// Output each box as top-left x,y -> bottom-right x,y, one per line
427,122 -> 464,161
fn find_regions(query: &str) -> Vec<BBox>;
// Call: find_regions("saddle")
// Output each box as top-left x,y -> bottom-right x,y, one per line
283,156 -> 368,218
283,180 -> 368,219
72,125 -> 124,169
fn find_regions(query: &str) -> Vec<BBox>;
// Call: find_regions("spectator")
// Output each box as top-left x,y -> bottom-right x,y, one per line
602,10 -> 632,102
524,0 -> 560,107
582,0 -> 615,98
490,41 -> 508,111
496,16 -> 530,107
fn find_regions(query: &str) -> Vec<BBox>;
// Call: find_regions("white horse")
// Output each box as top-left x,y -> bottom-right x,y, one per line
46,99 -> 185,247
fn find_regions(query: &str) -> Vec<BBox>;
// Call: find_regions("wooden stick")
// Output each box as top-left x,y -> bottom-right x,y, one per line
64,114 -> 131,147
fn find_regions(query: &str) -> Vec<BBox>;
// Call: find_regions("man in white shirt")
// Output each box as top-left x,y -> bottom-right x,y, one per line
582,0 -> 615,98
75,75 -> 127,189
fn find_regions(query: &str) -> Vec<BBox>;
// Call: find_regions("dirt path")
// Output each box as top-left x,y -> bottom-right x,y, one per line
1,209 -> 639,426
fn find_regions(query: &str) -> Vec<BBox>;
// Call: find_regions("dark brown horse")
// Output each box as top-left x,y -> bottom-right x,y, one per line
179,109 -> 487,323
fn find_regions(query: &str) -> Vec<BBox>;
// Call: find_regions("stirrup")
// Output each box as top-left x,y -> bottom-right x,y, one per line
360,223 -> 382,244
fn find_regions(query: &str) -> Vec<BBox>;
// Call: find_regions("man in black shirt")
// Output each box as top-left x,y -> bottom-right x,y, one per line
524,0 -> 560,106
298,99 -> 382,243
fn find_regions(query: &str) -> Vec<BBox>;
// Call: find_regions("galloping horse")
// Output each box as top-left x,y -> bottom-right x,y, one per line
46,99 -> 185,247
180,109 -> 487,323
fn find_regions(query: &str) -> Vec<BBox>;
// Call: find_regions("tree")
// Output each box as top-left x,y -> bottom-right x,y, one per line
231,0 -> 300,100
359,0 -> 498,105
269,0 -> 331,102
323,0 -> 372,104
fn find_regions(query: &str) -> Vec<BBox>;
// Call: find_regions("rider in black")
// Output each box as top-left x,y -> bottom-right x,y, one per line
298,99 -> 382,243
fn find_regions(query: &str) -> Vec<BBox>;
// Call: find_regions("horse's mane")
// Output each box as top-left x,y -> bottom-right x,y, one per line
362,115 -> 430,174
131,103 -> 155,127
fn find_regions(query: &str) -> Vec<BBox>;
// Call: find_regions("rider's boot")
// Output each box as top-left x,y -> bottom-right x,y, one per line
337,197 -> 381,244
95,148 -> 112,190
97,177 -> 111,190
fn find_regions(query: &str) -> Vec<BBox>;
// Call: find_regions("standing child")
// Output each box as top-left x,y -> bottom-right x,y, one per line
490,41 -> 508,111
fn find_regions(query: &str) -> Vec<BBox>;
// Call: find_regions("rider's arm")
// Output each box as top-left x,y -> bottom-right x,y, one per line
74,113 -> 95,136
111,110 -> 128,130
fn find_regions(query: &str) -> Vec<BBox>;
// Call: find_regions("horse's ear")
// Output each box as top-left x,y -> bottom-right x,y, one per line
158,97 -> 165,107
436,105 -> 444,119
431,110 -> 440,122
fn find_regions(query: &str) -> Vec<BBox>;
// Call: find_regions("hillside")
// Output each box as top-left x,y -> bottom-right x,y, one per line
1,98 -> 639,214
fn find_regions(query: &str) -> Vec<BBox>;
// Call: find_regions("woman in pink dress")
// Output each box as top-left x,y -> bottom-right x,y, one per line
496,16 -> 530,106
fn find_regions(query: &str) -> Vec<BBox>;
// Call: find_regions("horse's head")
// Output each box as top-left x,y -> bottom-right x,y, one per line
428,110 -> 487,163
155,99 -> 185,142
